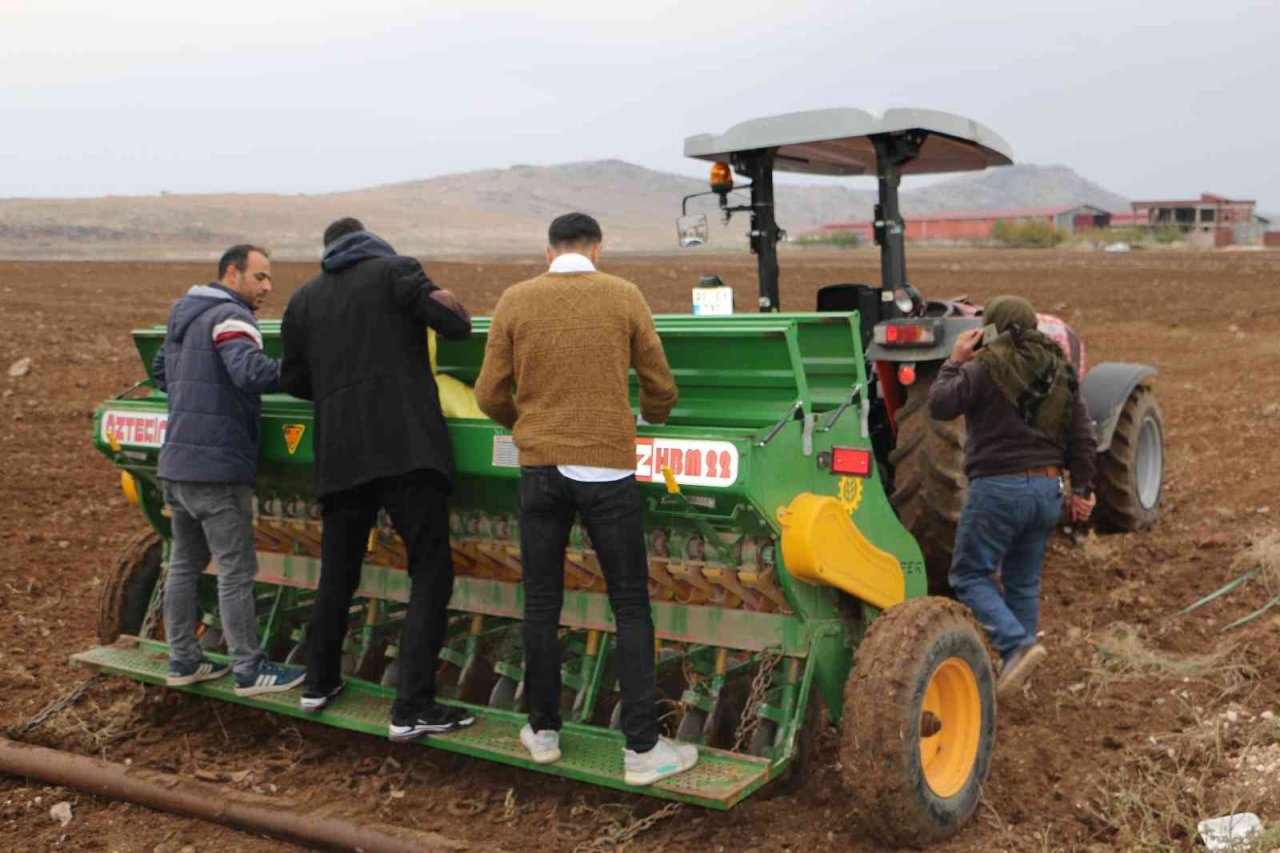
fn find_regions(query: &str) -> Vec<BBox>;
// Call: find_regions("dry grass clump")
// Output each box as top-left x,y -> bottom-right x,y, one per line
1084,534 -> 1280,849
1088,708 -> 1278,850
1089,622 -> 1255,691
39,681 -> 146,752
1245,531 -> 1280,591
1244,824 -> 1280,852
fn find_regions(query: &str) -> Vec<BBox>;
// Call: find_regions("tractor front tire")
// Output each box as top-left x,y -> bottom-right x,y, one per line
1095,386 -> 1163,532
97,528 -> 164,643
890,375 -> 968,593
841,597 -> 996,848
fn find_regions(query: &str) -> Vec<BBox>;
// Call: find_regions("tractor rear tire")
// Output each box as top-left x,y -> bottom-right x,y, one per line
1095,386 -> 1163,532
841,597 -> 996,848
97,528 -> 164,643
890,375 -> 968,593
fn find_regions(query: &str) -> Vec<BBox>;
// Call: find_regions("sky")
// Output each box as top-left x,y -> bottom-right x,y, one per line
3,0 -> 1278,210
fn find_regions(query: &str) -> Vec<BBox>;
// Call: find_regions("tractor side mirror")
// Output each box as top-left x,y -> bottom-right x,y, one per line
677,214 -> 708,248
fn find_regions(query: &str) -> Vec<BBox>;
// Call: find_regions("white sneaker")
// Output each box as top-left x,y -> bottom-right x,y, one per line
623,736 -> 698,786
519,724 -> 561,764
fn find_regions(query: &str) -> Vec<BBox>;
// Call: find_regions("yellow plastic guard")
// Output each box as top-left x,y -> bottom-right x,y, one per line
437,374 -> 487,419
428,329 -> 487,419
120,471 -> 139,505
776,492 -> 905,610
661,466 -> 680,494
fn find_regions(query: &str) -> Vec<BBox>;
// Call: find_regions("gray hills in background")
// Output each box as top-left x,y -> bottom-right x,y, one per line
0,161 -> 1131,259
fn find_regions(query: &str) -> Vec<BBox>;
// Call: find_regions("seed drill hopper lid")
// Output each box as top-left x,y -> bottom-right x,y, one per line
683,108 -> 1013,176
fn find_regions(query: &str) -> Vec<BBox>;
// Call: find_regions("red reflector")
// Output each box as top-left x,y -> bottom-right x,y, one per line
876,321 -> 937,347
898,364 -> 917,385
831,447 -> 872,477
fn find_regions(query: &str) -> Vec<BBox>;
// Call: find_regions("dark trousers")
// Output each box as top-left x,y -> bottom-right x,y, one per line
519,466 -> 658,752
305,469 -> 454,720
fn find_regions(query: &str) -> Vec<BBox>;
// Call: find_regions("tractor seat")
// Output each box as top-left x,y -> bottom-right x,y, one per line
815,283 -> 880,347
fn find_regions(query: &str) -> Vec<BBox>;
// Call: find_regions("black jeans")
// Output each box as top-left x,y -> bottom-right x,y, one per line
305,469 -> 454,721
519,466 -> 658,752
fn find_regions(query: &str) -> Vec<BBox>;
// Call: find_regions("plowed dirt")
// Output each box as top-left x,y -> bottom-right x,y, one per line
3,248 -> 1280,852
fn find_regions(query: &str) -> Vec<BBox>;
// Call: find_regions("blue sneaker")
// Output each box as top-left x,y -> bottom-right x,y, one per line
233,660 -> 306,697
167,656 -> 230,687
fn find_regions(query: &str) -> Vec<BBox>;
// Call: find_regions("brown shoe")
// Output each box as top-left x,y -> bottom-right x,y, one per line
997,643 -> 1047,697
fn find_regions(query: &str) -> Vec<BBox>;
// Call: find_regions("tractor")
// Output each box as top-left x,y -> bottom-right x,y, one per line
77,108 -> 1162,848
676,107 -> 1164,590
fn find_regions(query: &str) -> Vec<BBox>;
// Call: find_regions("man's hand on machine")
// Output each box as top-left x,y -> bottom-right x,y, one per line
430,289 -> 471,321
1070,490 -> 1096,523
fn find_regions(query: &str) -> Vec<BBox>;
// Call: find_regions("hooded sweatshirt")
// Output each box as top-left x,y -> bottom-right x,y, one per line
320,230 -> 396,274
975,296 -> 1077,442
279,231 -> 471,496
151,283 -> 281,485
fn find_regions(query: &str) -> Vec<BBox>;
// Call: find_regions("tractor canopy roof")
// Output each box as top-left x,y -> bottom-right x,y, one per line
683,108 -> 1013,177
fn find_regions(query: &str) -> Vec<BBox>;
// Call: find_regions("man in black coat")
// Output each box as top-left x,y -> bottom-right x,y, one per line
280,217 -> 475,740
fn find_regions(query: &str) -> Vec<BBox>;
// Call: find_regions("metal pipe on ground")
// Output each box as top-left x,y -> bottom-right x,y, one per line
0,737 -> 462,852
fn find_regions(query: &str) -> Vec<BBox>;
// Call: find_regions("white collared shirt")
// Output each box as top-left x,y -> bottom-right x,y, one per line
548,252 -> 596,274
546,253 -> 634,483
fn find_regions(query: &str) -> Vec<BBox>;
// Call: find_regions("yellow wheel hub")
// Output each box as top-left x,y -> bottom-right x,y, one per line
919,656 -> 982,798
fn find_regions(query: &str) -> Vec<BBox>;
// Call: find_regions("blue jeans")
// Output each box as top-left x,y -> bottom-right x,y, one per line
161,480 -> 266,677
949,474 -> 1063,662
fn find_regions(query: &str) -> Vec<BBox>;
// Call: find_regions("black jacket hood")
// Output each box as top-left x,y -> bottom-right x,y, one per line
321,231 -> 397,273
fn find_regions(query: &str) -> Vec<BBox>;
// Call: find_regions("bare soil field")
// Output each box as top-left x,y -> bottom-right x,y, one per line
2,248 -> 1280,852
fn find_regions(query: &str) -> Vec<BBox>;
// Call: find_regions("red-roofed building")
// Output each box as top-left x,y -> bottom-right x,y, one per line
1130,193 -> 1264,247
1108,211 -> 1149,228
817,204 -> 1113,243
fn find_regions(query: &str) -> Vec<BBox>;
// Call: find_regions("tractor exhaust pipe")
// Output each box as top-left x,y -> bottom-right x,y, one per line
0,737 -> 460,852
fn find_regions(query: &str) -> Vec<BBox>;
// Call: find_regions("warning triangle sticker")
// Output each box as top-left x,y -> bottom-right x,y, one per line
283,424 -> 306,455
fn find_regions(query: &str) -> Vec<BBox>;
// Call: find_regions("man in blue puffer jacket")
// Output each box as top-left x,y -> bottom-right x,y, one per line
150,244 -> 305,696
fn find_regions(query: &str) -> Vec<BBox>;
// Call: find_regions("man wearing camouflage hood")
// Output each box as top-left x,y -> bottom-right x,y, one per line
930,295 -> 1097,697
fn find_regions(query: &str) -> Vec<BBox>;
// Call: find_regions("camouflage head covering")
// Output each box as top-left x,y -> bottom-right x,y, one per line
976,295 -> 1077,440
984,295 -> 1039,335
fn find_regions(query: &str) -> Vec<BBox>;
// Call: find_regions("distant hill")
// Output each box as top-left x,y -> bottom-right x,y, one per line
0,161 -> 1129,259
904,164 -> 1130,214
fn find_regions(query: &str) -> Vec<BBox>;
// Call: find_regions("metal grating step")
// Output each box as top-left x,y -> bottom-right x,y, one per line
71,638 -> 772,809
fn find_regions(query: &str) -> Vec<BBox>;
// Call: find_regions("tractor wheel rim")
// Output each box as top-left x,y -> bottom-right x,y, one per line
1135,414 -> 1163,510
919,656 -> 982,799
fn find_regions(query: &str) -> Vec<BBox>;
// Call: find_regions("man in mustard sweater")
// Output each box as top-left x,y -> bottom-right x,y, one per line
475,212 -> 695,785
